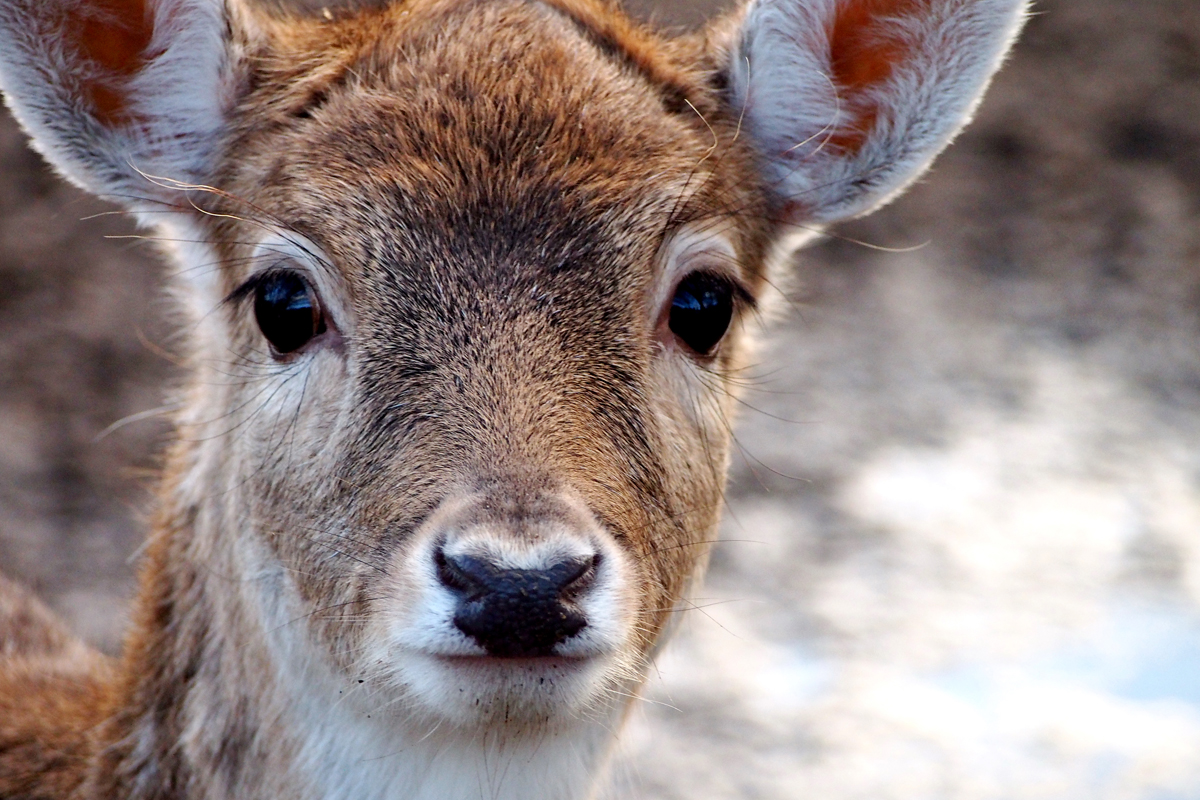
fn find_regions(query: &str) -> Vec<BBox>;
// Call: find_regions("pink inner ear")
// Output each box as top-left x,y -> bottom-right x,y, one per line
67,0 -> 155,125
826,0 -> 926,153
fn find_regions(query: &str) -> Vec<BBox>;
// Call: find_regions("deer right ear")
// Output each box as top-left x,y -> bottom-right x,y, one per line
0,0 -> 252,215
711,0 -> 1028,226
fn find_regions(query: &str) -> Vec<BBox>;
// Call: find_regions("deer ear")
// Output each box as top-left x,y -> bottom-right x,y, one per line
0,0 -> 250,214
715,0 -> 1027,224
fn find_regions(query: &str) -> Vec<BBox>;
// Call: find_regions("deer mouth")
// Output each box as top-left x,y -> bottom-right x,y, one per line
436,654 -> 590,668
431,653 -> 601,694
387,647 -> 619,727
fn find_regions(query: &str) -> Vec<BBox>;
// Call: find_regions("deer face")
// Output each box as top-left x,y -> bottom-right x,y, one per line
199,0 -> 768,727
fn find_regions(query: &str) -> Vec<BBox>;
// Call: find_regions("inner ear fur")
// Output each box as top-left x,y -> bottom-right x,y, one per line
824,0 -> 928,153
713,0 -> 1028,225
69,0 -> 158,126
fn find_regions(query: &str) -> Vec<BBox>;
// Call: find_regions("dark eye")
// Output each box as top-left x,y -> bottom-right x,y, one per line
253,271 -> 326,354
668,272 -> 735,356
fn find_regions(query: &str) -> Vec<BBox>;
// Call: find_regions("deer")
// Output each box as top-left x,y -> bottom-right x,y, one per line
0,0 -> 1026,796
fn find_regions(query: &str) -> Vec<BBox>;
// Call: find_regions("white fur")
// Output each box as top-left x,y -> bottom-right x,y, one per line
293,700 -> 610,800
253,548 -> 620,800
728,0 -> 1029,222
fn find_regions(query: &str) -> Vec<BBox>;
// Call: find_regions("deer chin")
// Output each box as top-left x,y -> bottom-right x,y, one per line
391,651 -> 621,728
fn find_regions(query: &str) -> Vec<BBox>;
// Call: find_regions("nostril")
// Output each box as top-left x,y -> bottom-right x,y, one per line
435,548 -> 485,598
558,552 -> 601,601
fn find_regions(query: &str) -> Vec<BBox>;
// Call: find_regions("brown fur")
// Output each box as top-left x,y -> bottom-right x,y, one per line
0,578 -> 113,799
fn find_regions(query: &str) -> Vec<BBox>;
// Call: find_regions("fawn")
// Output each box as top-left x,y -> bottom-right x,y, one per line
0,0 -> 1026,797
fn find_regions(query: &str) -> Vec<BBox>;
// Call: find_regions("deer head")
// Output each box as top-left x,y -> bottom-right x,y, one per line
0,0 -> 1026,797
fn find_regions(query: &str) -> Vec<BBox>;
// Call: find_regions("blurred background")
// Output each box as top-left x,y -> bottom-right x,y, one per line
3,0 -> 1200,797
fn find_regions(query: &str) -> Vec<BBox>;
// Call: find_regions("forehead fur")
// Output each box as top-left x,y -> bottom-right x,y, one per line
214,0 -> 767,279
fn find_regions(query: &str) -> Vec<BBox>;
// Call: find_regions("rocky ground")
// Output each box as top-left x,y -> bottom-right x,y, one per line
3,0 -> 1200,798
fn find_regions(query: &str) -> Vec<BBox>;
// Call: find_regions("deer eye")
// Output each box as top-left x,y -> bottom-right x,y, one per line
668,272 -> 734,356
253,271 -> 326,355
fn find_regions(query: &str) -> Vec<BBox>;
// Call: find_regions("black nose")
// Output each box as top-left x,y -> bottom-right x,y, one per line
435,548 -> 597,658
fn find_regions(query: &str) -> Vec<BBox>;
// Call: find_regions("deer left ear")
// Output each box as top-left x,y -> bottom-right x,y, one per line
0,0 -> 256,217
712,0 -> 1028,225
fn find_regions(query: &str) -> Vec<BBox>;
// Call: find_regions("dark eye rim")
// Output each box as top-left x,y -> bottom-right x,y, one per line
662,269 -> 756,359
226,267 -> 331,358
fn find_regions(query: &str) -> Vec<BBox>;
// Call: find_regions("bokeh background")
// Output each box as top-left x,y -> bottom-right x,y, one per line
3,0 -> 1200,797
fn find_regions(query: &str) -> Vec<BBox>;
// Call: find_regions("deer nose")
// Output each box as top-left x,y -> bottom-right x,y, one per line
435,548 -> 597,657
